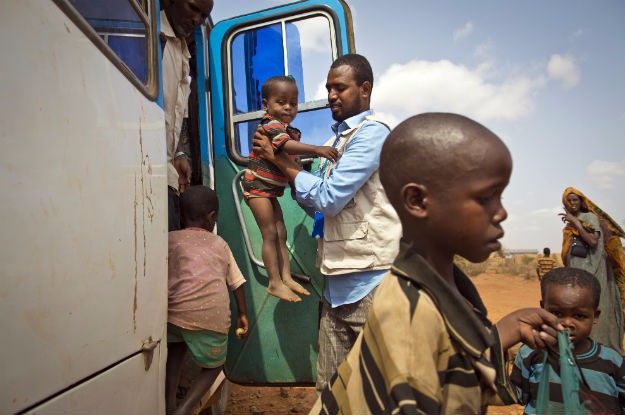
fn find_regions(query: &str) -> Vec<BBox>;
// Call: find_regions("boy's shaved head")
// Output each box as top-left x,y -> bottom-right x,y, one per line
180,185 -> 218,224
380,113 -> 510,212
380,113 -> 511,263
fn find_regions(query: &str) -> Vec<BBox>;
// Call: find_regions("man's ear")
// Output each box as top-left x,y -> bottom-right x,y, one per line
402,183 -> 428,218
360,81 -> 372,99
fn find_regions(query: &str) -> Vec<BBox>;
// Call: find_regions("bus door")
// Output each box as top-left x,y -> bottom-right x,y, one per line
204,1 -> 355,385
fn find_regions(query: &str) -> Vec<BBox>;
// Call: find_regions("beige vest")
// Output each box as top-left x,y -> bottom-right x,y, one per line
317,116 -> 402,275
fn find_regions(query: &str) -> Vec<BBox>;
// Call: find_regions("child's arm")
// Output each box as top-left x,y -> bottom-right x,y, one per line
509,346 -> 533,405
232,285 -> 248,339
282,140 -> 338,162
495,308 -> 563,351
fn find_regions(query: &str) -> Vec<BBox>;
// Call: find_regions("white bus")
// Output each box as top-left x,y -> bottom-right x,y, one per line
1,1 -> 354,413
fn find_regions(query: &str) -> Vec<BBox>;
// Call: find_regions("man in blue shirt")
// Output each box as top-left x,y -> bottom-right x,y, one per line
253,54 -> 401,392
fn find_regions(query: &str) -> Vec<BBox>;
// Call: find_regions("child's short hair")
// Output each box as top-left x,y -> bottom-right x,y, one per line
261,75 -> 297,100
543,247 -> 551,256
540,267 -> 601,308
180,185 -> 219,223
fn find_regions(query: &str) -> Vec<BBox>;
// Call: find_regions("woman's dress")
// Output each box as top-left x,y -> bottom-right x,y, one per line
567,211 -> 624,354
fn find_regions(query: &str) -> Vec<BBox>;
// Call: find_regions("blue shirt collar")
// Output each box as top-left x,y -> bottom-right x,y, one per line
331,109 -> 374,136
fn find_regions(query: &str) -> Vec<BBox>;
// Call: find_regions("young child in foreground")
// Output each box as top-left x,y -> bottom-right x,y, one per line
312,112 -> 563,415
166,186 -> 249,415
241,75 -> 338,302
511,267 -> 625,414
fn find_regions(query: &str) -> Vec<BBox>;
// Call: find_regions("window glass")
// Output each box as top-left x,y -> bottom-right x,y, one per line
229,14 -> 335,160
69,0 -> 149,84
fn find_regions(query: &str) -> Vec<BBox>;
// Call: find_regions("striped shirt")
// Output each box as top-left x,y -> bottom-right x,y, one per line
242,114 -> 300,198
511,340 -> 625,414
536,256 -> 557,279
313,241 -> 516,415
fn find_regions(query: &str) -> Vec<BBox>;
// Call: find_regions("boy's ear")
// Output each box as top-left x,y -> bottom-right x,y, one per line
262,98 -> 268,110
593,308 -> 601,321
539,300 -> 544,309
207,210 -> 218,230
402,183 -> 428,218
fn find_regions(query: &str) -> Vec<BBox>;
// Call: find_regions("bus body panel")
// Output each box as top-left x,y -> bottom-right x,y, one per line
0,1 -> 167,413
206,0 -> 354,385
23,347 -> 165,415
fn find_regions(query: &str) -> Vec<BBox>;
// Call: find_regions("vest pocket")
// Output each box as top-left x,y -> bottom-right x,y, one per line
324,221 -> 367,242
321,221 -> 375,271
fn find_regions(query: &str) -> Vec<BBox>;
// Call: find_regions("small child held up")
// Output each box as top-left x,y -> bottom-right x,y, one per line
313,113 -> 563,414
241,75 -> 338,302
511,267 -> 625,414
166,186 -> 249,415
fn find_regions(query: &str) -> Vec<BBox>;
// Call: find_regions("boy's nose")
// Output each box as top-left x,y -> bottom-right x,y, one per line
493,204 -> 507,223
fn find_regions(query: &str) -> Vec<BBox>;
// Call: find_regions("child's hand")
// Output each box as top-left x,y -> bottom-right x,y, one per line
316,146 -> 339,163
496,308 -> 564,350
235,315 -> 249,339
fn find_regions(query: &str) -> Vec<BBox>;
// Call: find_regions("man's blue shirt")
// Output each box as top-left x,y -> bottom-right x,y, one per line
293,110 -> 390,307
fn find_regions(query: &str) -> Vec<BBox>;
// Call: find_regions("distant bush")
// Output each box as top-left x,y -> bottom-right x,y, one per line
455,253 -> 562,279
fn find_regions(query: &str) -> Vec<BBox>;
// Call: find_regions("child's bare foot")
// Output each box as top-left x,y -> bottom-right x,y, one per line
267,282 -> 301,302
283,276 -> 310,296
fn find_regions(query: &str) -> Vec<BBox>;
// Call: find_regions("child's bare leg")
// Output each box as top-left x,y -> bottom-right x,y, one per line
165,342 -> 187,414
248,197 -> 301,302
172,366 -> 222,415
273,199 -> 310,296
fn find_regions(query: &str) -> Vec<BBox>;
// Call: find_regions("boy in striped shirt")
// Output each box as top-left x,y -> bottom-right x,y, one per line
536,247 -> 557,280
313,113 -> 563,414
511,266 -> 625,414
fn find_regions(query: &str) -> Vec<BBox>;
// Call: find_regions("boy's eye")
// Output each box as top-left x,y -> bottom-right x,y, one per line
574,314 -> 588,320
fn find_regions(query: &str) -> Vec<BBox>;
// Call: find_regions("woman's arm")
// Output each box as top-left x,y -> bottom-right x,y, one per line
559,211 -> 600,247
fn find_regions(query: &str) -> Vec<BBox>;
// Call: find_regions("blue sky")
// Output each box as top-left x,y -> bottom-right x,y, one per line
211,0 -> 625,251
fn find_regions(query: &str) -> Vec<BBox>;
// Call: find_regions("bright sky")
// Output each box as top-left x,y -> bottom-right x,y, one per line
211,0 -> 625,252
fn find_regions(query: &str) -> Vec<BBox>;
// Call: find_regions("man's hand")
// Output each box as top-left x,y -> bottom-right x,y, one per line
252,126 -> 276,162
496,307 -> 563,350
174,156 -> 191,192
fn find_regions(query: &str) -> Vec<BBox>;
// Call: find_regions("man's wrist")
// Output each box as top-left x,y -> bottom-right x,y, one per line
174,151 -> 186,159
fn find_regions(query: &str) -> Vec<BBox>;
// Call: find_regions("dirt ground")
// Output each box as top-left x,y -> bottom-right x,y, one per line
221,271 -> 541,415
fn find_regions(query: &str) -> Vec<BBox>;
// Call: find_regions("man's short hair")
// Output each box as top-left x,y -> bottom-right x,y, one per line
330,53 -> 373,87
540,267 -> 601,308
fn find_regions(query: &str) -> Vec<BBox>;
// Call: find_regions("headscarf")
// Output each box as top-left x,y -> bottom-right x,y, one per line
561,187 -> 625,310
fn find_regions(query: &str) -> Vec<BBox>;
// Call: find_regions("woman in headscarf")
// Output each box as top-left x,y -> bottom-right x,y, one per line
560,187 -> 625,354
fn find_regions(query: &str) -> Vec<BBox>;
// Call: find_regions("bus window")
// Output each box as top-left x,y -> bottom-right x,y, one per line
65,0 -> 157,97
228,14 -> 336,162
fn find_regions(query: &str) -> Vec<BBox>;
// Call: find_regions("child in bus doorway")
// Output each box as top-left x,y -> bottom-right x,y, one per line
166,186 -> 249,415
241,75 -> 338,302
